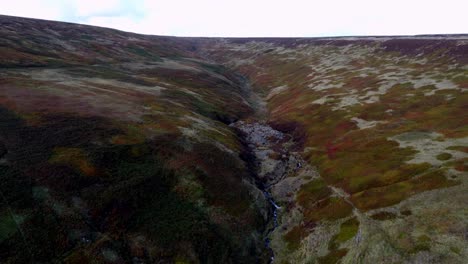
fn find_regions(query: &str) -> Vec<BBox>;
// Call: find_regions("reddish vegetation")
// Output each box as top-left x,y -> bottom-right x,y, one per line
0,14 -> 467,263
383,39 -> 453,55
326,142 -> 339,159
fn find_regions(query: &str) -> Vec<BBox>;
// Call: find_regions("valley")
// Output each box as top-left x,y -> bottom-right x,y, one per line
0,15 -> 467,263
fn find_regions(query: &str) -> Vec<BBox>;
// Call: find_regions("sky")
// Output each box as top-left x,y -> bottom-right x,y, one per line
1,0 -> 467,37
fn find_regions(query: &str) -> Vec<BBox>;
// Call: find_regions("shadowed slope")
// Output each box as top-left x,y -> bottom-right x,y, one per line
0,15 -> 268,263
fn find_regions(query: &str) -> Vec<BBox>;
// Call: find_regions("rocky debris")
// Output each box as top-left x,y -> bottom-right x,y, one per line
233,121 -> 284,147
271,153 -> 320,203
233,121 -> 373,264
232,121 -> 321,203
232,121 -> 287,262
232,120 -> 320,263
231,121 -> 294,185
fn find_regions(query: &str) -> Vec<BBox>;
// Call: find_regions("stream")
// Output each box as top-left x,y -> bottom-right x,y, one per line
262,186 -> 280,263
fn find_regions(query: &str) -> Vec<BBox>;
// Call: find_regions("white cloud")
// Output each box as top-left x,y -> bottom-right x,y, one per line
82,16 -> 143,33
0,0 -> 467,37
1,0 -> 64,20
72,0 -> 123,17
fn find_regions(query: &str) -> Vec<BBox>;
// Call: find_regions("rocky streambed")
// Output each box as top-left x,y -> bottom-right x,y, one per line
231,121 -> 311,262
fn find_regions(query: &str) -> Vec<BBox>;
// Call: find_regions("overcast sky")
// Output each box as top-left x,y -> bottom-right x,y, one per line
2,0 -> 467,37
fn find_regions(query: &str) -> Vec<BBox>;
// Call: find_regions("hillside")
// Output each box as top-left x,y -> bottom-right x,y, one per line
0,15 -> 467,263
198,36 -> 468,263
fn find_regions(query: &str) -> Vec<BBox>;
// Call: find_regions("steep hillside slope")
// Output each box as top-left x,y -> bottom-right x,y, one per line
0,15 -> 269,263
198,37 -> 468,263
0,15 -> 467,264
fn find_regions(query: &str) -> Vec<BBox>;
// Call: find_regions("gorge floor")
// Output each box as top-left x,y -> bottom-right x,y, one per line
231,120 -> 318,263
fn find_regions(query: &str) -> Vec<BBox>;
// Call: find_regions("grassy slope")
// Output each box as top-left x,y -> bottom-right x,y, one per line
198,37 -> 468,263
0,16 -> 267,263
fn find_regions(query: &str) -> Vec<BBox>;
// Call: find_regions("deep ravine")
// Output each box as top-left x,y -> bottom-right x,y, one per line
231,121 -> 302,262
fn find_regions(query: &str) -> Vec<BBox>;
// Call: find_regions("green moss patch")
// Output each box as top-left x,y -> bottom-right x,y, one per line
351,170 -> 459,211
331,217 -> 359,248
436,152 -> 453,161
410,235 -> 431,253
297,179 -> 331,208
446,146 -> 468,153
304,197 -> 353,222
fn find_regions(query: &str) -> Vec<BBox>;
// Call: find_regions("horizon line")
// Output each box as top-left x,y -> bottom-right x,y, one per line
2,14 -> 468,39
